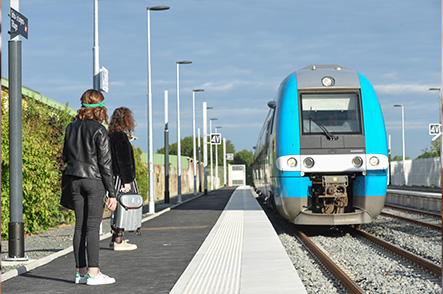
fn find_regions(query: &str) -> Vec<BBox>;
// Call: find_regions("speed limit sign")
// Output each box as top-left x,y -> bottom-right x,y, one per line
210,133 -> 222,145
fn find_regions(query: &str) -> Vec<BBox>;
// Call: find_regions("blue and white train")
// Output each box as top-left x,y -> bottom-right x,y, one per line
253,64 -> 388,225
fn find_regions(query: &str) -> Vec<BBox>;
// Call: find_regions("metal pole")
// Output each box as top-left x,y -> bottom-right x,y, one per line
176,61 -> 191,202
93,0 -> 100,90
210,120 -> 213,190
215,127 -> 221,189
147,8 -> 155,213
7,0 -> 27,261
192,91 -> 197,195
223,138 -> 227,186
440,2 -> 443,281
388,134 -> 391,186
401,105 -> 405,186
203,102 -> 208,194
164,90 -> 170,203
198,128 -> 202,192
146,5 -> 169,211
176,63 -> 182,203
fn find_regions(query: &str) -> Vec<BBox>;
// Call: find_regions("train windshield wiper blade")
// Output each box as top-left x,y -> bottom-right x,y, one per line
309,116 -> 338,141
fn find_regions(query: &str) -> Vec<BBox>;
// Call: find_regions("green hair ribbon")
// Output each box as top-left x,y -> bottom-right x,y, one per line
82,100 -> 105,108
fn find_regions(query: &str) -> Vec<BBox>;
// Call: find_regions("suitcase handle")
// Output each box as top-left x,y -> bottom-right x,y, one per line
117,192 -> 143,210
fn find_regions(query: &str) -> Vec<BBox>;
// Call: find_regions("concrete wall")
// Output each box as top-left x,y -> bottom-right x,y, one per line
390,157 -> 441,188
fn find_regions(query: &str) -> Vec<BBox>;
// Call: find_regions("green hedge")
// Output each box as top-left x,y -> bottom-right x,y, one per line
1,88 -> 149,240
1,88 -> 75,239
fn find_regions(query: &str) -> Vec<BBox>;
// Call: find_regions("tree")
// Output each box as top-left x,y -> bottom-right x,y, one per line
157,135 -> 236,165
416,139 -> 440,159
391,155 -> 410,161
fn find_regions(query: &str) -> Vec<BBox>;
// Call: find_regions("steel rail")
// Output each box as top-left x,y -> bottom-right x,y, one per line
384,204 -> 441,218
380,212 -> 441,231
352,228 -> 442,277
293,227 -> 365,294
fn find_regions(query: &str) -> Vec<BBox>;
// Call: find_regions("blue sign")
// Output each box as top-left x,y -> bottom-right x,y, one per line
10,8 -> 28,39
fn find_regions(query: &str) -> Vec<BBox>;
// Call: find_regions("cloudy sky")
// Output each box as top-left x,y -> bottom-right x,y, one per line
2,0 -> 441,159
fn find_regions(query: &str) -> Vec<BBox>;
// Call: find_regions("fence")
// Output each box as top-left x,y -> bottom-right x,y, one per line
390,157 -> 441,188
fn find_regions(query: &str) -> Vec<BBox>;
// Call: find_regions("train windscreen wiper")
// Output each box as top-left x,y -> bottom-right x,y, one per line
308,110 -> 338,141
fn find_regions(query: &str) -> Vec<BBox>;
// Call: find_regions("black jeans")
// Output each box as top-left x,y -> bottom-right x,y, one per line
72,177 -> 105,268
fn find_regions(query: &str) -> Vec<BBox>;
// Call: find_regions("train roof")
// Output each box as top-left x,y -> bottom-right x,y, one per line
295,64 -> 361,90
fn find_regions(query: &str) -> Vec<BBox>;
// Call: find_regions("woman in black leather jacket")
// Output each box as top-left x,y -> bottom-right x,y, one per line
62,89 -> 118,286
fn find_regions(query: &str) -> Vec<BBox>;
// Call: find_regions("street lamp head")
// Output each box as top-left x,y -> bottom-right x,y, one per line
193,89 -> 205,92
177,61 -> 192,65
215,126 -> 222,129
147,5 -> 170,11
429,88 -> 441,91
207,106 -> 213,110
210,118 -> 218,121
393,104 -> 403,108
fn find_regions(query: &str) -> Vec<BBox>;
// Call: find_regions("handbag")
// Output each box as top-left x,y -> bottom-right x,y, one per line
60,172 -> 75,210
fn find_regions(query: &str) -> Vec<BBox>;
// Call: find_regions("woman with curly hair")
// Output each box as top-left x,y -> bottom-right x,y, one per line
62,89 -> 117,285
108,107 -> 139,251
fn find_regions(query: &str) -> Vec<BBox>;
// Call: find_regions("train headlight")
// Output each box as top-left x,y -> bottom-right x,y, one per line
303,157 -> 315,168
369,156 -> 380,166
352,156 -> 363,168
321,76 -> 335,87
287,157 -> 297,167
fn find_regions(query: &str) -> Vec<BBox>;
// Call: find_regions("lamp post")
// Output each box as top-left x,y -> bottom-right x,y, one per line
203,102 -> 208,194
429,88 -> 442,136
429,87 -> 442,169
223,138 -> 227,186
93,0 -> 100,90
176,60 -> 192,203
215,126 -> 222,189
198,128 -> 202,192
147,5 -> 169,214
164,90 -> 170,203
209,118 -> 218,190
192,89 -> 204,196
394,104 -> 406,186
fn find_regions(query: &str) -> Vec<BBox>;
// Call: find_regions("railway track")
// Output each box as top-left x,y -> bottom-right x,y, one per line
292,226 -> 364,294
292,225 -> 442,293
384,203 -> 441,218
257,193 -> 441,293
350,228 -> 442,278
380,211 -> 441,231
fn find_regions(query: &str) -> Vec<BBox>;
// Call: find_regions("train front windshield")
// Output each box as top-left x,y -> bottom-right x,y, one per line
301,93 -> 362,135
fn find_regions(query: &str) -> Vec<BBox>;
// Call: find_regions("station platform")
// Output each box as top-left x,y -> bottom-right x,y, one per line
1,186 -> 306,294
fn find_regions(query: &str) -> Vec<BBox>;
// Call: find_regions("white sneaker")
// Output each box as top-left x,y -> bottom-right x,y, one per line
86,272 -> 116,286
114,240 -> 137,251
75,272 -> 88,284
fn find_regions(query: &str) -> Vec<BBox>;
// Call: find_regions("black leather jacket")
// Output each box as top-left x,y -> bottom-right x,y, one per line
62,119 -> 116,198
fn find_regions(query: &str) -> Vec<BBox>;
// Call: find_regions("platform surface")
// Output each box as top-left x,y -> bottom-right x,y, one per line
170,186 -> 306,294
1,186 -> 306,293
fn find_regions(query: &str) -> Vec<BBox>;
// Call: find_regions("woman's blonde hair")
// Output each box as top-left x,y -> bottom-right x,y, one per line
108,107 -> 136,135
76,89 -> 109,124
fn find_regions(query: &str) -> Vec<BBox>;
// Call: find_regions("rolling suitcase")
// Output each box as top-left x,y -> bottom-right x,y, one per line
111,192 -> 143,235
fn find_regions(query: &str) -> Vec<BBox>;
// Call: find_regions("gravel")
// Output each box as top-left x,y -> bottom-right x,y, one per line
257,196 -> 442,294
362,210 -> 441,266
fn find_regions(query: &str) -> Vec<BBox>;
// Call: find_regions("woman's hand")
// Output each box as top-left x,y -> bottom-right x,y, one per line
106,197 -> 118,211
